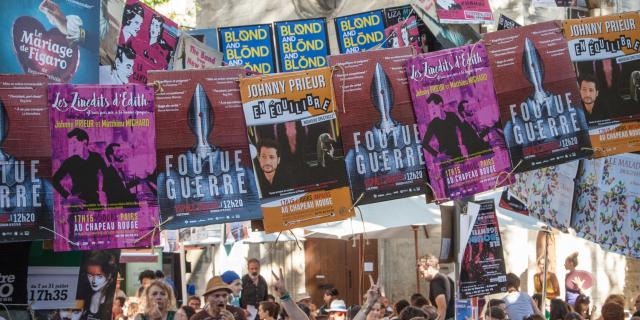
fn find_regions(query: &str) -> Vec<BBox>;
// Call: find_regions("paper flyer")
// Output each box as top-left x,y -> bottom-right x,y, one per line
406,43 -> 512,201
485,21 -> 592,172
239,67 -> 353,232
149,67 -> 262,229
48,84 -> 158,251
329,47 -> 426,204
435,0 -> 494,24
172,33 -> 224,70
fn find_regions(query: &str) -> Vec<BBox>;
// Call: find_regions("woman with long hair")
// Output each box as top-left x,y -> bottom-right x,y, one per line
136,281 -> 177,320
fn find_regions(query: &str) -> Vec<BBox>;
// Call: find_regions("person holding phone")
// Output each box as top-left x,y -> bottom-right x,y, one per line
192,276 -> 247,320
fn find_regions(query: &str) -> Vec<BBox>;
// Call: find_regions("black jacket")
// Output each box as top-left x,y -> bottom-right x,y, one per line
240,274 -> 268,309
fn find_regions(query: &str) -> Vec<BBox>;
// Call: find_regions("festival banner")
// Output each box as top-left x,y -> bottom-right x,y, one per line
485,21 -> 592,172
172,33 -> 224,70
274,18 -> 330,73
563,12 -> 640,157
459,200 -> 507,299
0,242 -> 31,305
410,0 -> 482,49
497,14 -> 520,30
0,0 -> 100,84
148,67 -> 262,229
76,249 -> 120,320
0,74 -> 53,242
100,0 -> 125,66
383,5 -> 429,53
329,47 -> 426,204
406,43 -> 512,201
434,0 -> 494,24
334,10 -> 386,54
505,161 -> 579,231
48,84 -> 158,251
218,24 -> 277,74
239,67 -> 354,232
110,0 -> 178,85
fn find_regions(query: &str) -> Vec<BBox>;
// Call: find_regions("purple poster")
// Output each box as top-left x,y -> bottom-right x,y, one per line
406,43 -> 512,201
48,84 -> 158,251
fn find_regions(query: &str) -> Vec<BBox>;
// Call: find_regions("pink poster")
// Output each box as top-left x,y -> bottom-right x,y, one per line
48,84 -> 158,251
110,0 -> 178,84
406,43 -> 512,201
435,0 -> 494,24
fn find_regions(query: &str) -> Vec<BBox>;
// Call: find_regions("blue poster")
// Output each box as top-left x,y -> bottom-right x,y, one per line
334,10 -> 385,54
0,0 -> 100,84
274,18 -> 329,72
218,24 -> 276,74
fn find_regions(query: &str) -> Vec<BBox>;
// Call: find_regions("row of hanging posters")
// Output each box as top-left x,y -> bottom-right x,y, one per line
2,10 -> 640,248
0,242 -> 121,320
216,1 -> 489,75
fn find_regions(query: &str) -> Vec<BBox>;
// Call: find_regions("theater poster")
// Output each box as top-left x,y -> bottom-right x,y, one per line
435,0 -> 494,24
148,67 -> 262,229
0,74 -> 53,242
274,18 -> 330,73
571,158 -> 601,242
459,200 -> 507,299
239,67 -> 353,232
485,21 -> 592,172
334,10 -> 385,54
172,33 -> 223,70
383,5 -> 429,53
218,24 -> 276,74
563,13 -> 640,157
329,47 -> 426,204
406,43 -> 512,201
0,0 -> 100,84
48,84 -> 158,251
110,0 -> 178,85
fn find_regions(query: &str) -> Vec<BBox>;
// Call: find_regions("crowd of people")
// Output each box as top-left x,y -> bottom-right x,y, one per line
109,256 -> 640,320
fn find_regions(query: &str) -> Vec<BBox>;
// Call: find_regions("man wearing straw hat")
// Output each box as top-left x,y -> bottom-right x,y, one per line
192,276 -> 247,320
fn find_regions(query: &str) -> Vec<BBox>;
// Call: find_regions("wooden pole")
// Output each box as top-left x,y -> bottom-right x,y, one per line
412,225 -> 420,292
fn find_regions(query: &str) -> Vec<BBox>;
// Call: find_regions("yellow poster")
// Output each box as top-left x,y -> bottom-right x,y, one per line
564,12 -> 640,157
239,67 -> 354,232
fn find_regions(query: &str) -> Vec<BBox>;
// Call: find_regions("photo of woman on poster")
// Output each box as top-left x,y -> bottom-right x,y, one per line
77,250 -> 120,320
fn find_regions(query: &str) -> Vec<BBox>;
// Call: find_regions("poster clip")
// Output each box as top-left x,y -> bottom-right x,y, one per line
424,182 -> 450,203
493,159 -> 523,190
133,216 -> 174,244
152,81 -> 164,94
